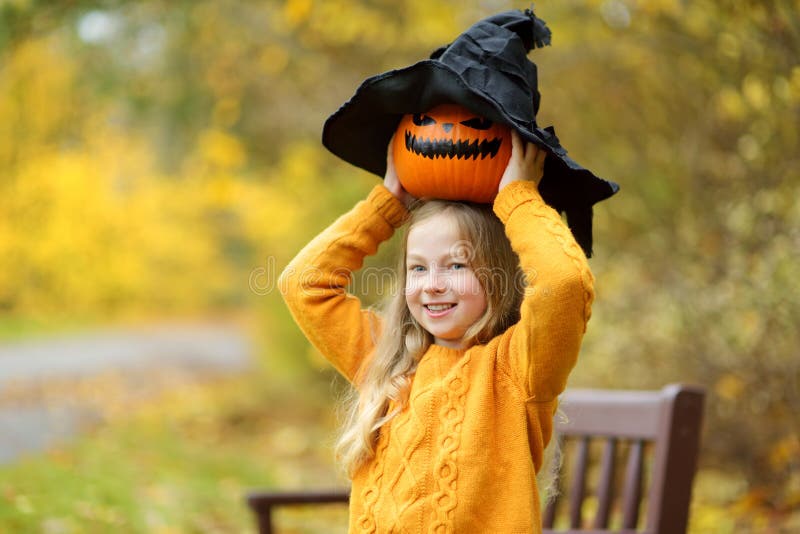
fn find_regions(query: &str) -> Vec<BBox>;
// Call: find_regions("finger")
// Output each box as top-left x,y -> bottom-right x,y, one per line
522,140 -> 537,169
510,131 -> 522,162
385,135 -> 399,183
533,143 -> 546,168
386,134 -> 395,162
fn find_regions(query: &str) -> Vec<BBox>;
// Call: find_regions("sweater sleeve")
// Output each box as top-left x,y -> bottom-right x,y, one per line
278,185 -> 409,383
493,180 -> 595,402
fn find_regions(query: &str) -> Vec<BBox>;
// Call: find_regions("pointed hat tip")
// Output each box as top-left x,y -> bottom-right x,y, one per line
524,7 -> 552,49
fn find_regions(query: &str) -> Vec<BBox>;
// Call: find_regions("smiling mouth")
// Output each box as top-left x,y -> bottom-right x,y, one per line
425,303 -> 456,313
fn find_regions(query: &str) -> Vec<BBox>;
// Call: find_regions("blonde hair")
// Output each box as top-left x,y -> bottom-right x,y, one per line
335,199 -> 525,477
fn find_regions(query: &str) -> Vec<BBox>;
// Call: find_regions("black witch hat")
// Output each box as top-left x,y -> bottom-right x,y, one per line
322,9 -> 619,256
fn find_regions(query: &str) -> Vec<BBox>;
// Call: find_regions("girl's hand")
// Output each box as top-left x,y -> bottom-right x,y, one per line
498,131 -> 547,193
384,135 -> 415,208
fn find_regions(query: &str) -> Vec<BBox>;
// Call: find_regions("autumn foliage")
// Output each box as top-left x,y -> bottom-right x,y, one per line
1,0 -> 798,531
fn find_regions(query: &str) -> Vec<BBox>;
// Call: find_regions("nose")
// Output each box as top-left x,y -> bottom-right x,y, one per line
442,123 -> 454,133
424,267 -> 447,294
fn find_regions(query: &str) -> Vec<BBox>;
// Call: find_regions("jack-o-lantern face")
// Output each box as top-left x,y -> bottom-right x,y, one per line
392,104 -> 512,203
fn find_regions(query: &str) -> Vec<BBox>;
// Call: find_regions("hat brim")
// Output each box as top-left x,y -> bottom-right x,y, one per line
322,61 -> 619,212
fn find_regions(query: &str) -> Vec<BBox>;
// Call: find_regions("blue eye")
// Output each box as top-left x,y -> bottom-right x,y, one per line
409,265 -> 426,273
451,263 -> 466,270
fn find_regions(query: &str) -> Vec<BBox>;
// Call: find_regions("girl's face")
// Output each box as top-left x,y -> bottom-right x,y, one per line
405,212 -> 488,349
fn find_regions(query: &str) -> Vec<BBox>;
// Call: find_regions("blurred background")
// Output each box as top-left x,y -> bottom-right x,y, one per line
0,0 -> 797,532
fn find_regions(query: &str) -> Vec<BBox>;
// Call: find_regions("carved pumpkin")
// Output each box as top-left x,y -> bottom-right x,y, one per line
392,104 -> 512,203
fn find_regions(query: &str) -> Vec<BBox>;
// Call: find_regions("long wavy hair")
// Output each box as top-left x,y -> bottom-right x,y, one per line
335,199 -> 525,477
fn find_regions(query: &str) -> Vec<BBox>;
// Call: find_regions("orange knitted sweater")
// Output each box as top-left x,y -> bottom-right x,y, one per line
279,181 -> 594,533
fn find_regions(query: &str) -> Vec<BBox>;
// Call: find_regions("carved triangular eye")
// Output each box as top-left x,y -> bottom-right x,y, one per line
460,117 -> 493,130
412,114 -> 436,126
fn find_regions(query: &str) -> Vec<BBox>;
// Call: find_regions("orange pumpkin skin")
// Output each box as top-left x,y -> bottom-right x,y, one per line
392,104 -> 512,203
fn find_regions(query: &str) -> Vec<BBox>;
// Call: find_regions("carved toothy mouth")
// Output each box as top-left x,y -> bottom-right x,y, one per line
404,131 -> 502,160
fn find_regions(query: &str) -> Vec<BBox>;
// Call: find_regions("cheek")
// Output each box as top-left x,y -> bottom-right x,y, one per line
405,276 -> 423,299
460,276 -> 488,316
453,273 -> 485,298
405,284 -> 425,323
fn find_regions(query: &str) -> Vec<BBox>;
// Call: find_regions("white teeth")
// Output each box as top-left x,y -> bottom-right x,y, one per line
426,304 -> 454,311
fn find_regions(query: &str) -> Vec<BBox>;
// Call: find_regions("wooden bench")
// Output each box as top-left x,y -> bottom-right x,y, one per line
246,383 -> 705,534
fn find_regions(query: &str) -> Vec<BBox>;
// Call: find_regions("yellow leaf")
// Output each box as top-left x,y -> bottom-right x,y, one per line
198,129 -> 246,169
714,374 -> 746,401
742,74 -> 770,110
715,87 -> 746,121
769,434 -> 800,470
283,0 -> 313,27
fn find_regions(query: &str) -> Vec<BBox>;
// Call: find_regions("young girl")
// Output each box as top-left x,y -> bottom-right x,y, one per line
279,132 -> 594,533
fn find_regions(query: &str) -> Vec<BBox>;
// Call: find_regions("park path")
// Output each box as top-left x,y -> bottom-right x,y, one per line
0,322 -> 253,463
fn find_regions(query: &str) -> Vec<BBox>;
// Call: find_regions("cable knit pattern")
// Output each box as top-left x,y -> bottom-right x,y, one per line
357,428 -> 390,533
493,180 -> 594,327
519,193 -> 594,328
430,353 -> 471,533
280,183 -> 593,533
383,395 -> 428,521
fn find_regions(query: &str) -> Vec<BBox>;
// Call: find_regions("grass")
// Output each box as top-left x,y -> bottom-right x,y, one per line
0,369 -> 348,534
0,315 -> 96,342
